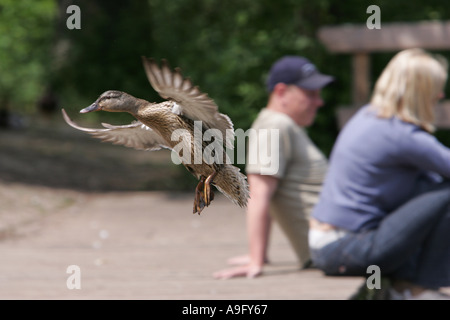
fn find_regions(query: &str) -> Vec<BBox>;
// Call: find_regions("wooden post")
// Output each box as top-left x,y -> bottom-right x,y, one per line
352,53 -> 370,107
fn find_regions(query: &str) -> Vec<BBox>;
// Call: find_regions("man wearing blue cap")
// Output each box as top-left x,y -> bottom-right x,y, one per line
214,56 -> 334,279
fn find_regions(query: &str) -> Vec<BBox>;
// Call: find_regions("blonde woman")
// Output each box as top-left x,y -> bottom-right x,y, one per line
309,48 -> 450,300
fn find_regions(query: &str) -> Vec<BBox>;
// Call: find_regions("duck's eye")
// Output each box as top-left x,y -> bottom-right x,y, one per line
100,91 -> 122,101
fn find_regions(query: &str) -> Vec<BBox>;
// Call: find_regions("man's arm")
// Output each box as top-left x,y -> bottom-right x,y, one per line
213,174 -> 279,279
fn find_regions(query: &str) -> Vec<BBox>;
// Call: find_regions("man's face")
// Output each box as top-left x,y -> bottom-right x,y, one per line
282,85 -> 324,127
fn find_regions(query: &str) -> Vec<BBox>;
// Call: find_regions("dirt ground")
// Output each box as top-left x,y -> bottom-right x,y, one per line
0,113 -> 363,301
0,113 -> 191,238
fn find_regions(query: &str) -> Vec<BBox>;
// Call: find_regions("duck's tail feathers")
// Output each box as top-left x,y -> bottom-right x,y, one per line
214,164 -> 250,208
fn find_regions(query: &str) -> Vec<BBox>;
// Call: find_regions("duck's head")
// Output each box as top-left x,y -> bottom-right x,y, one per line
80,90 -> 137,113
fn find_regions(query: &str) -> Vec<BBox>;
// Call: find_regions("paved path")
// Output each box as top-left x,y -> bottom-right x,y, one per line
2,117 -> 448,302
0,188 -> 366,300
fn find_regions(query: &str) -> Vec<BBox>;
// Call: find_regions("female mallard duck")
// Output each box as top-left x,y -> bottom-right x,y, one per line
62,57 -> 249,214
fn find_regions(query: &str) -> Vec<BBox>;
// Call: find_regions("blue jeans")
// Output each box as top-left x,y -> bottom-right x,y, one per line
310,181 -> 450,289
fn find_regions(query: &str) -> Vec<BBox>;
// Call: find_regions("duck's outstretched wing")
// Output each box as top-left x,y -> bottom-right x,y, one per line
142,57 -> 234,149
62,109 -> 170,151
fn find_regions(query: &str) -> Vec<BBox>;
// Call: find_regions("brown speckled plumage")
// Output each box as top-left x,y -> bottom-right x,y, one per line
62,57 -> 249,214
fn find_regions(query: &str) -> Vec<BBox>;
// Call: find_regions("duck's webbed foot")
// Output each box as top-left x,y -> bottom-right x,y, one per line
193,172 -> 217,215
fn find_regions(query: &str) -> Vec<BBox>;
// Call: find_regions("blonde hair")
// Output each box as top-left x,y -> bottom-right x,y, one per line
370,48 -> 448,132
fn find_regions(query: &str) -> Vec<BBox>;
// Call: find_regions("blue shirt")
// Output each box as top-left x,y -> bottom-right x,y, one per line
312,105 -> 450,232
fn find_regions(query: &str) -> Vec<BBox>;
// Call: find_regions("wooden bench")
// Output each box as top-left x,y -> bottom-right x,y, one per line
318,21 -> 450,129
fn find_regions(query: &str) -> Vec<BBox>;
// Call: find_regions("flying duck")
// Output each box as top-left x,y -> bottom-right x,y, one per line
62,57 -> 249,214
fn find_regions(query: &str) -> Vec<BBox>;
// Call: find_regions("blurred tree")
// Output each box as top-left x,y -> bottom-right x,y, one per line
147,0 -> 341,156
2,0 -> 450,149
0,0 -> 56,119
145,0 -> 450,154
54,0 -> 153,124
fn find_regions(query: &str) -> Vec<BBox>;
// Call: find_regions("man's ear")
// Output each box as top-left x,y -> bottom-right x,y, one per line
272,83 -> 288,96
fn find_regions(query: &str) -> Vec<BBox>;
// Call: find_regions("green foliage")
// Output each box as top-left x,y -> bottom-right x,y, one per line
148,0 -> 314,127
53,0 -> 153,124
0,0 -> 56,111
2,0 -> 450,150
147,0 -> 342,154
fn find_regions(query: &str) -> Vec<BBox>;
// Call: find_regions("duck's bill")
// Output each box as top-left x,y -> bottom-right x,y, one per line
80,103 -> 100,113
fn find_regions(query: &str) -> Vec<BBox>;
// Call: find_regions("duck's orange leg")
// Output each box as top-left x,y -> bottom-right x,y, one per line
203,171 -> 217,207
193,172 -> 217,215
193,176 -> 206,214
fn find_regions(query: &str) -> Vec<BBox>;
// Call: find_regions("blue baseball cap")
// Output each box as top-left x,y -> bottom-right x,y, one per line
266,56 -> 334,92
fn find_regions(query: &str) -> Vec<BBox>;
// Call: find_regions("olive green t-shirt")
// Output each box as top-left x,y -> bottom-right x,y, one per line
245,108 -> 328,265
